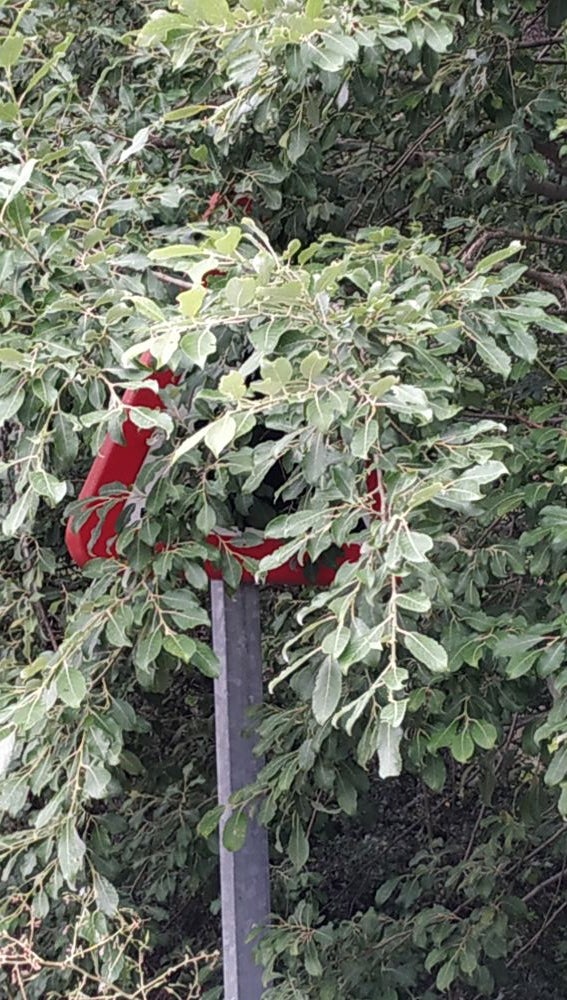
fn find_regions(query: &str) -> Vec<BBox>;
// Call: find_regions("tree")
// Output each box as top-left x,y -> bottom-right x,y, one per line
1,0 -> 567,997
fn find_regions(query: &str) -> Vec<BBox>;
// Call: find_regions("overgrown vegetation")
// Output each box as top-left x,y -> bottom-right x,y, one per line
1,0 -> 567,997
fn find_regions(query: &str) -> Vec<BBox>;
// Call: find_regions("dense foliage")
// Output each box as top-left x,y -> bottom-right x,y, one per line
1,0 -> 567,997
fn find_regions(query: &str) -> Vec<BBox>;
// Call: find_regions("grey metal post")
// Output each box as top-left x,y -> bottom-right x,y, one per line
211,581 -> 270,1000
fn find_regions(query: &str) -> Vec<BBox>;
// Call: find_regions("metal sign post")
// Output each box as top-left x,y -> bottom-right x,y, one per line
211,581 -> 270,1000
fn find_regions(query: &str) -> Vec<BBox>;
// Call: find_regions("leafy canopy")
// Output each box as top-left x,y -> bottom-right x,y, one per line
1,0 -> 567,997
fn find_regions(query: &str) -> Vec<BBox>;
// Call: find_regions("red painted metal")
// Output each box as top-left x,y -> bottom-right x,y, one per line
65,364 -> 383,585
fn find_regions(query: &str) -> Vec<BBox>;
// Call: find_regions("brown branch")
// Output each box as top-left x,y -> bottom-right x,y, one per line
459,227 -> 567,304
509,898 -> 567,963
522,869 -> 565,903
513,36 -> 566,49
509,826 -> 567,876
524,268 -> 567,303
485,227 -> 567,250
459,231 -> 494,267
151,270 -> 192,291
526,178 -> 567,202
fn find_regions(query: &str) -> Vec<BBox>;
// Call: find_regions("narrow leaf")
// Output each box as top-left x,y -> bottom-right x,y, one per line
312,656 -> 342,725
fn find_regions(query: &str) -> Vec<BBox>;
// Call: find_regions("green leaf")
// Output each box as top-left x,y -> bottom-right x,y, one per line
56,666 -> 87,708
398,529 -> 433,564
164,102 -> 210,122
336,772 -> 358,815
192,641 -> 219,678
29,469 -> 67,505
177,0 -> 232,24
34,789 -> 66,829
312,656 -> 342,725
288,814 -> 310,870
539,641 -> 566,678
171,424 -> 208,462
311,32 -> 359,71
351,420 -> 379,459
264,509 -> 319,539
397,590 -> 431,613
300,351 -> 328,380
404,633 -> 448,674
470,719 -> 498,750
422,755 -> 447,792
134,629 -> 163,671
223,810 -> 248,852
131,295 -> 165,322
322,626 -> 350,659
441,461 -> 507,507
284,122 -> 309,164
93,872 -> 119,917
545,745 -> 567,786
52,413 -> 79,466
304,939 -> 323,977
2,158 -> 37,211
0,348 -> 27,367
368,375 -> 398,398
224,277 -> 257,308
214,226 -> 242,254
374,877 -> 399,906
381,699 -> 408,728
436,958 -> 457,992
219,371 -> 247,400
0,35 -> 25,68
475,242 -> 522,274
260,357 -> 293,388
423,22 -> 453,53
376,722 -> 403,778
163,633 -> 196,663
57,819 -> 86,887
474,333 -> 511,377
205,414 -> 237,457
306,0 -> 323,16
161,591 -> 210,630
0,774 -> 28,815
0,728 -> 16,779
118,125 -> 151,164
2,489 -> 37,537
451,728 -> 475,763
0,388 -> 24,423
178,285 -> 207,318
197,803 -> 225,838
306,394 -> 336,431
83,763 -> 111,799
505,648 -> 541,680
507,326 -> 538,362
180,328 -> 216,367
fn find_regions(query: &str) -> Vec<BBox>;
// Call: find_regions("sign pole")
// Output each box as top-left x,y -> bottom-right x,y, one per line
211,581 -> 270,1000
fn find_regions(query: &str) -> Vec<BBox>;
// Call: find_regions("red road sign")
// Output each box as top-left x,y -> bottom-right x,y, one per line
65,370 -> 383,586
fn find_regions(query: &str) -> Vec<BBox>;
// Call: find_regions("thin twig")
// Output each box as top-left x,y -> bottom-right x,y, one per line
522,869 -> 565,903
151,270 -> 193,291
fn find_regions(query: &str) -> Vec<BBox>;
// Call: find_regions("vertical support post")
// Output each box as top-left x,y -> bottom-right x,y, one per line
211,581 -> 270,1000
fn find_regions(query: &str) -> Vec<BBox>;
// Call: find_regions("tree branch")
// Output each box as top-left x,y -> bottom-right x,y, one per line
522,869 -> 565,904
524,268 -> 567,303
151,270 -> 192,291
486,227 -> 567,249
459,228 -> 567,303
526,178 -> 567,202
513,35 -> 566,49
